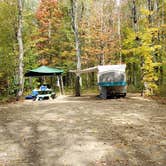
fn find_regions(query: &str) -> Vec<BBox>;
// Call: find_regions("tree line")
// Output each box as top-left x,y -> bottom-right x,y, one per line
0,0 -> 165,100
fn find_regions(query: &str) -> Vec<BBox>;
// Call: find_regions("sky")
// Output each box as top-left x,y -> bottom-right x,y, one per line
116,0 -> 120,6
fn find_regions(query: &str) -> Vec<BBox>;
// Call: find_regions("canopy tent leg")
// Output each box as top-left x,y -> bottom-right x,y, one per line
60,75 -> 65,95
29,77 -> 32,89
57,75 -> 62,95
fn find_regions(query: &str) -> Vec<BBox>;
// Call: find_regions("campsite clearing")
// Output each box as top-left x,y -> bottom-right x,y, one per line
0,94 -> 166,166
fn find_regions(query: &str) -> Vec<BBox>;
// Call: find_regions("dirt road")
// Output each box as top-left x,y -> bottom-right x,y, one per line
0,94 -> 166,166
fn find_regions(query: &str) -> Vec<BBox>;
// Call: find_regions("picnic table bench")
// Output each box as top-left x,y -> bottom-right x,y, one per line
35,89 -> 55,101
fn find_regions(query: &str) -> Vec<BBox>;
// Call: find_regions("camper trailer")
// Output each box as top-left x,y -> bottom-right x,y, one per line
71,64 -> 127,99
97,65 -> 127,99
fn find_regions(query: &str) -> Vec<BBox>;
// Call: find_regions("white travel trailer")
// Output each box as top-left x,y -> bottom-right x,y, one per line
71,64 -> 127,99
97,65 -> 127,99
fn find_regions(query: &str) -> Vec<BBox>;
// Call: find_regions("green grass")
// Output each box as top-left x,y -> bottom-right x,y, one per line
158,84 -> 166,97
64,86 -> 99,96
0,95 -> 16,104
127,84 -> 143,93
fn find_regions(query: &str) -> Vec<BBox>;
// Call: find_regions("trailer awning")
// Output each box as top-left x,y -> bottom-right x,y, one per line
70,65 -> 126,74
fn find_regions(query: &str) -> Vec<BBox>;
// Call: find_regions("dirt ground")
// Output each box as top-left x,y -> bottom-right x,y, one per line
0,94 -> 166,166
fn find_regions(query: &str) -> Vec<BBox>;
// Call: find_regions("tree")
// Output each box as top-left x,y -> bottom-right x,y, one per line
79,0 -> 117,66
122,0 -> 163,95
17,0 -> 24,99
35,0 -> 63,64
70,0 -> 81,96
0,0 -> 18,96
0,0 -> 166,99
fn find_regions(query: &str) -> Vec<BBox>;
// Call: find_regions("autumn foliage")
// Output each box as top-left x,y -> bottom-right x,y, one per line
35,0 -> 63,62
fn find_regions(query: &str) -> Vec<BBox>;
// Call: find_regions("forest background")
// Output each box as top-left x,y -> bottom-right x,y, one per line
0,0 -> 166,101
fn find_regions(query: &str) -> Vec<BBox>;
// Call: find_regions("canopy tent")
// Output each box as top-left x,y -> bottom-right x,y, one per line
25,66 -> 64,95
24,66 -> 63,77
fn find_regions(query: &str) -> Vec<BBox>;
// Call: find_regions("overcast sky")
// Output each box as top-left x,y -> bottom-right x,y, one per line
116,0 -> 120,6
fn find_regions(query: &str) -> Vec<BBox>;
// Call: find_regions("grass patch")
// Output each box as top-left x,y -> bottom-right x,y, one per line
64,86 -> 99,96
127,84 -> 143,93
0,96 -> 16,104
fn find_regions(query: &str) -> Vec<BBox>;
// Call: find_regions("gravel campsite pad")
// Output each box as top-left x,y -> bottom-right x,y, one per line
0,94 -> 166,166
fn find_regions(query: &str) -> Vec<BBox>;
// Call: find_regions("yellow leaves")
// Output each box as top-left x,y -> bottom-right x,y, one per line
121,50 -> 128,55
122,24 -> 161,96
137,42 -> 160,94
153,45 -> 162,50
61,50 -> 75,58
142,56 -> 159,94
122,48 -> 137,56
152,62 -> 161,67
153,76 -> 159,81
61,51 -> 68,57
140,9 -> 154,16
38,48 -> 49,55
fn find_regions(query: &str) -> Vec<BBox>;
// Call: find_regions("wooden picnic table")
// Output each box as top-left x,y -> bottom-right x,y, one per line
35,89 -> 55,101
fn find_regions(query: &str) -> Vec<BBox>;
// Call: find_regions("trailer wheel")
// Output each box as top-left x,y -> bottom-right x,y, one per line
122,93 -> 126,98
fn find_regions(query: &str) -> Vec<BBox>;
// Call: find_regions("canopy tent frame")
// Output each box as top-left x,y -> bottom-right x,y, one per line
25,66 -> 65,95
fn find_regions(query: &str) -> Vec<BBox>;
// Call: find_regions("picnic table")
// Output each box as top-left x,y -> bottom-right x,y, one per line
35,89 -> 55,101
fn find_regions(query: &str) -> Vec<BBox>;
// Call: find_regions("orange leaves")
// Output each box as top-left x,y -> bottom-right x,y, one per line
77,1 -> 119,66
36,0 -> 62,28
39,58 -> 49,65
35,0 -> 63,59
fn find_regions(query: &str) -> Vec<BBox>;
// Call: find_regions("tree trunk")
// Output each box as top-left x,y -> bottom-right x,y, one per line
161,0 -> 165,25
91,72 -> 95,87
117,1 -> 122,63
57,75 -> 62,95
147,0 -> 154,25
17,0 -> 24,99
132,0 -> 138,32
75,75 -> 81,96
86,73 -> 89,88
60,75 -> 65,95
71,0 -> 81,96
48,18 -> 52,63
132,1 -> 138,87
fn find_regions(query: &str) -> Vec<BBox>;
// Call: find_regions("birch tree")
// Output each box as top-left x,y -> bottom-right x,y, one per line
17,0 -> 24,99
117,0 -> 122,63
70,0 -> 81,96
